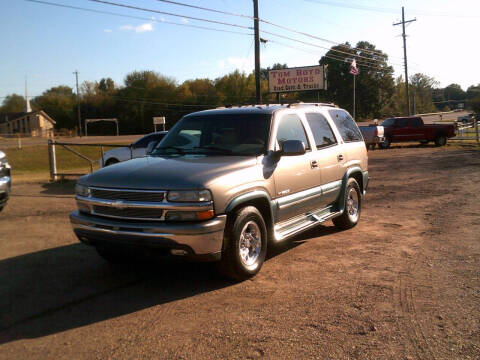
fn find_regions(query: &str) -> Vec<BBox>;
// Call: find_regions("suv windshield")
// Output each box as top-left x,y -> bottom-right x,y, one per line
152,113 -> 271,156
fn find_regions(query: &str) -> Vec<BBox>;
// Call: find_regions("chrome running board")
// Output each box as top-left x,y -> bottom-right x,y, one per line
274,206 -> 340,242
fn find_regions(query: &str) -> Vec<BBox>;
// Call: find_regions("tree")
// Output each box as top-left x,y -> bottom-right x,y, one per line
409,73 -> 438,114
0,94 -> 28,113
34,86 -> 76,129
443,83 -> 466,101
320,41 -> 394,120
215,70 -> 256,105
469,96 -> 480,113
466,84 -> 480,100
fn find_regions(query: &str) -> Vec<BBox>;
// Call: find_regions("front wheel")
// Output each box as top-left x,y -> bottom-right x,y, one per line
218,206 -> 267,281
435,135 -> 447,146
333,178 -> 362,230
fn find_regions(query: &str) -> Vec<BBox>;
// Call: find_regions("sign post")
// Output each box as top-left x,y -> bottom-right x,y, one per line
153,117 -> 166,132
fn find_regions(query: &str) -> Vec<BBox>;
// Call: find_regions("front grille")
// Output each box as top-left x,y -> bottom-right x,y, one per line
93,205 -> 163,220
90,188 -> 165,202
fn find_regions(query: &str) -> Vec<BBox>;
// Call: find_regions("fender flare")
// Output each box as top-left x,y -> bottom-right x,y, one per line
225,190 -> 276,225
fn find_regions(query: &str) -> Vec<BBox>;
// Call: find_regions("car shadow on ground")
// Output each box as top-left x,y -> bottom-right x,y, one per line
40,180 -> 76,195
0,224 -> 338,344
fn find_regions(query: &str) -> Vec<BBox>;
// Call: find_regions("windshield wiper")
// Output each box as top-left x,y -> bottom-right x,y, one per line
152,146 -> 185,154
194,146 -> 233,154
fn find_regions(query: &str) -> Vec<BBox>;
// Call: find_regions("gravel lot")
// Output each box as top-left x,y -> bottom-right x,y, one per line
0,144 -> 479,359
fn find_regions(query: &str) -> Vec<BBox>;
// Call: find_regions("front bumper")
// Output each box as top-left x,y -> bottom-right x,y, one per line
0,175 -> 11,206
70,211 -> 226,261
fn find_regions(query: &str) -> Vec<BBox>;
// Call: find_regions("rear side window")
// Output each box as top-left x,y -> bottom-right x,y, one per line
276,114 -> 310,150
396,118 -> 408,127
329,110 -> 363,142
409,118 -> 422,127
305,113 -> 337,149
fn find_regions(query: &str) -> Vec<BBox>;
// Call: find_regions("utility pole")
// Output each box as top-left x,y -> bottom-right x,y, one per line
253,0 -> 262,104
394,7 -> 416,116
73,70 -> 82,136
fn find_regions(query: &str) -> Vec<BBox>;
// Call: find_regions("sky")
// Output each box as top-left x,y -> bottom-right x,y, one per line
0,0 -> 479,100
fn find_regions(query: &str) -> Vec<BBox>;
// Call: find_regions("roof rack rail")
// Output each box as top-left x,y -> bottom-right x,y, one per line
287,102 -> 337,108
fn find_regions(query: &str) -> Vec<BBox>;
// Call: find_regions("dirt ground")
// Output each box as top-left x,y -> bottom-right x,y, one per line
0,144 -> 479,359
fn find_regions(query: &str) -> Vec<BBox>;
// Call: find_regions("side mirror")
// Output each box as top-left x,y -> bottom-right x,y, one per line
146,141 -> 157,155
281,140 -> 306,156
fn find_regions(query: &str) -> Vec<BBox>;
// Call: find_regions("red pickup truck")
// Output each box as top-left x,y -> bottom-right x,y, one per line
379,116 -> 455,148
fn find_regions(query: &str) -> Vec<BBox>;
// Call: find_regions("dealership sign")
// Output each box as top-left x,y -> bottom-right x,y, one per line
268,65 -> 327,93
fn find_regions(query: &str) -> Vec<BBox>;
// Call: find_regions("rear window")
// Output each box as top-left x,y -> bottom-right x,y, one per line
329,110 -> 363,142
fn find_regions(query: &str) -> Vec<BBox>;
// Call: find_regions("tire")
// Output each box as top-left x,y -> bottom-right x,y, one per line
379,137 -> 391,149
105,158 -> 119,166
95,246 -> 130,264
0,205 -> 4,213
218,206 -> 267,281
434,135 -> 447,147
419,140 -> 429,145
368,143 -> 376,150
333,178 -> 362,230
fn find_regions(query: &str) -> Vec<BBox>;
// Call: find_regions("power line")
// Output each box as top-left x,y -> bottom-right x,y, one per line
153,0 -> 253,20
25,0 -> 253,35
302,0 -> 480,18
87,0 -> 252,30
260,28 -> 397,66
153,0 -> 400,60
264,38 -> 391,72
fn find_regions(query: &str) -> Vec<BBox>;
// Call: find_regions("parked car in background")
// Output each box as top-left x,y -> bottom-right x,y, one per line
0,150 -> 11,213
70,103 -> 369,281
457,113 -> 479,125
379,116 -> 455,148
101,131 -> 167,167
359,124 -> 385,149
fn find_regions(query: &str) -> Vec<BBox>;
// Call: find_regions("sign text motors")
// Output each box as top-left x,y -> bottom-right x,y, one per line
268,65 -> 327,93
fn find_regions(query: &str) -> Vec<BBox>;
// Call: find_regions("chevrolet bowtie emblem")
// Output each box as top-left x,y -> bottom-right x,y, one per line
111,200 -> 127,210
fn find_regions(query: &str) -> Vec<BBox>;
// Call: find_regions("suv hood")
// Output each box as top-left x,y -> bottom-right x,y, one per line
80,155 -> 258,190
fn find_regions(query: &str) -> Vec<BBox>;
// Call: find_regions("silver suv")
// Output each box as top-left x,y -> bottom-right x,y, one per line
70,103 -> 368,280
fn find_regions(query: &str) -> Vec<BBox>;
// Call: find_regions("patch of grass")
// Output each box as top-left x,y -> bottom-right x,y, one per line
4,143 -> 130,176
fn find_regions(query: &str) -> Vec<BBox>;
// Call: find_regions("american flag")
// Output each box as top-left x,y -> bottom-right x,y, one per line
349,59 -> 359,76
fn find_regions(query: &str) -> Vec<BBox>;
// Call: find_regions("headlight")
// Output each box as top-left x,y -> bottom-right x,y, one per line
167,190 -> 212,202
0,157 -> 6,167
75,184 -> 90,197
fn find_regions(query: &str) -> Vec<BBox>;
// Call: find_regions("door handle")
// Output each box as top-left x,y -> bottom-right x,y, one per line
310,160 -> 318,169
337,154 -> 344,162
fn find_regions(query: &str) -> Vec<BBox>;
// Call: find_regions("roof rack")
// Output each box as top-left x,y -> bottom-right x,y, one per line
287,102 -> 337,108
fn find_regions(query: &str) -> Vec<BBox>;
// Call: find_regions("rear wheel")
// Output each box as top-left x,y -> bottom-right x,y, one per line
419,140 -> 429,145
218,206 -> 267,281
379,137 -> 391,149
333,178 -> 362,230
435,135 -> 447,146
105,158 -> 119,166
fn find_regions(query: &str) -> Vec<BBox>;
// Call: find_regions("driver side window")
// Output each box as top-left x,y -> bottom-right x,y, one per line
276,114 -> 310,150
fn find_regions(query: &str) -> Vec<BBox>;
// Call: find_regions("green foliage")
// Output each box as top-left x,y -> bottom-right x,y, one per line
33,86 -> 76,129
469,96 -> 480,113
443,83 -> 466,101
4,43 -> 477,131
320,41 -> 394,120
466,84 -> 480,100
0,94 -> 28,113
